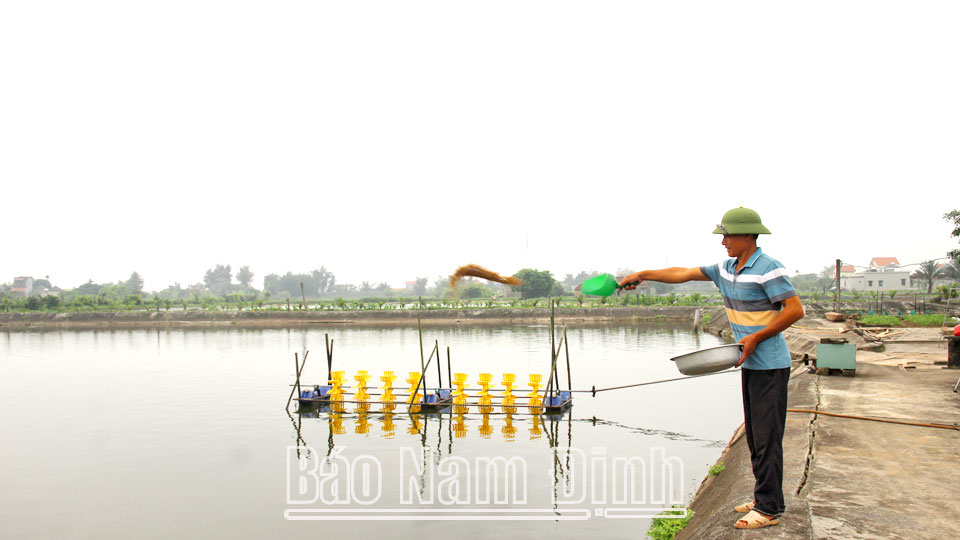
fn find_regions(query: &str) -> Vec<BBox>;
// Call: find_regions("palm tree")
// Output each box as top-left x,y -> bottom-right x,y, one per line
941,259 -> 960,283
911,260 -> 944,293
819,265 -> 836,293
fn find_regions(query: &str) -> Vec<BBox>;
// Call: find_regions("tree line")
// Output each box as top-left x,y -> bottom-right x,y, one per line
4,206 -> 959,311
0,265 -> 580,311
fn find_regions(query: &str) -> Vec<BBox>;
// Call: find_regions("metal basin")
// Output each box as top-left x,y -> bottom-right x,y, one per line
670,344 -> 743,375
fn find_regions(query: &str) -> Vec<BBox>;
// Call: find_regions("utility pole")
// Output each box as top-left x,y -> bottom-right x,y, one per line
835,259 -> 841,312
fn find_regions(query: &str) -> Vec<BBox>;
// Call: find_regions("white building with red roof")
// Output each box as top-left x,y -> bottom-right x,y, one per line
869,257 -> 900,268
840,257 -> 915,292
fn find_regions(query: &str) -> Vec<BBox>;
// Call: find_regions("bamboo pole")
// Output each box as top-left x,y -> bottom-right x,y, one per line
552,333 -> 565,391
285,350 -> 309,409
295,353 -> 302,398
418,314 -> 427,403
564,326 -> 571,391
446,346 -> 452,389
553,353 -> 560,397
552,309 -> 561,397
548,297 -> 556,399
435,340 -> 442,391
543,299 -> 560,406
325,334 -> 332,383
408,345 -> 436,412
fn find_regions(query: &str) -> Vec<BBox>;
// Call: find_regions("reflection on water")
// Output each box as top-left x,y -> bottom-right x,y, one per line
291,409 -> 563,449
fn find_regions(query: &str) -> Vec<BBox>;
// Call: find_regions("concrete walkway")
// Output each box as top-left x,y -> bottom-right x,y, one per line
677,329 -> 960,540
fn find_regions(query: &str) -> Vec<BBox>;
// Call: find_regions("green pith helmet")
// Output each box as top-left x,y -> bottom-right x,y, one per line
712,207 -> 771,235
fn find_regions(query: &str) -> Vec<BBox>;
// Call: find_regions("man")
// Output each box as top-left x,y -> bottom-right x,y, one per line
619,207 -> 804,530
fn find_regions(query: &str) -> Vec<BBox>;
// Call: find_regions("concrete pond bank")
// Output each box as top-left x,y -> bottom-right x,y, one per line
680,322 -> 960,540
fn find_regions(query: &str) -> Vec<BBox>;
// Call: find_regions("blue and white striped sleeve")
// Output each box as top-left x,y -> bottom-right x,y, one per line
759,262 -> 798,304
699,263 -> 719,285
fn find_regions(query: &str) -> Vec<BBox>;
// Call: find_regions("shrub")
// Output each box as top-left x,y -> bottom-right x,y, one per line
937,285 -> 959,300
647,506 -> 694,540
904,314 -> 955,327
859,314 -> 901,326
460,284 -> 491,299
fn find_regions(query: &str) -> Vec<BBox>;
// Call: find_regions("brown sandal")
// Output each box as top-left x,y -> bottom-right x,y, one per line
734,500 -> 755,513
734,509 -> 779,529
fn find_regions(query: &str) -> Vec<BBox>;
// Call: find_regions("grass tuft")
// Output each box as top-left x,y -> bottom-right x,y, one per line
647,506 -> 694,540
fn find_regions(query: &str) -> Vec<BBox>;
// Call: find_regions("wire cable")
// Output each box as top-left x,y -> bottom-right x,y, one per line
571,368 -> 740,396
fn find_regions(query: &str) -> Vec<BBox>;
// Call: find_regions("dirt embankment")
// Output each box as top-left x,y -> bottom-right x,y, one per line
0,306 -> 701,330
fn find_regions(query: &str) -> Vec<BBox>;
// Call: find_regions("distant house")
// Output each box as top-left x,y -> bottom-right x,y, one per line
840,257 -> 915,292
830,265 -> 857,280
869,257 -> 900,268
12,276 -> 33,296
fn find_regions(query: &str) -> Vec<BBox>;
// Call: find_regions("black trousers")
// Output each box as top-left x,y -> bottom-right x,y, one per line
741,367 -> 790,517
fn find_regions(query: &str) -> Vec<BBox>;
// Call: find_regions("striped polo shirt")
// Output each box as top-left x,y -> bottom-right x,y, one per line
700,247 -> 798,370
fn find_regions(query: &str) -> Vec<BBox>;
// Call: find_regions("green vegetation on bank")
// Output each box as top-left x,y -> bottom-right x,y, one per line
0,292 -> 721,314
647,506 -> 694,540
2,287 -> 957,315
858,313 -> 956,327
708,461 -> 726,476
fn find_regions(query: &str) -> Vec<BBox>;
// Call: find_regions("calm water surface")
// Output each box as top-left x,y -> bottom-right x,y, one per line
0,323 -> 740,539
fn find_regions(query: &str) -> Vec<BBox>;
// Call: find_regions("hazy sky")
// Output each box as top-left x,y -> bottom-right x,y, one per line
3,1 -> 958,291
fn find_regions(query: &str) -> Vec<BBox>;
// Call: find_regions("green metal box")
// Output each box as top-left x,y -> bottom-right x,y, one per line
817,339 -> 856,371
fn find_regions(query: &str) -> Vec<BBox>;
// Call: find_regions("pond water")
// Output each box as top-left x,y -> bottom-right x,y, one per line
0,323 -> 741,540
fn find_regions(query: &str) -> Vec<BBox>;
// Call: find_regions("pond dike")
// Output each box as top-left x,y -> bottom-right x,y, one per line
0,306 -> 700,330
680,316 -> 960,540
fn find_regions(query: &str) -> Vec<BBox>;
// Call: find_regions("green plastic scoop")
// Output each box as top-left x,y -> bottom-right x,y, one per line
580,273 -> 639,297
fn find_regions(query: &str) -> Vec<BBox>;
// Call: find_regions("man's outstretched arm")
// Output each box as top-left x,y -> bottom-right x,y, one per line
619,267 -> 711,287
